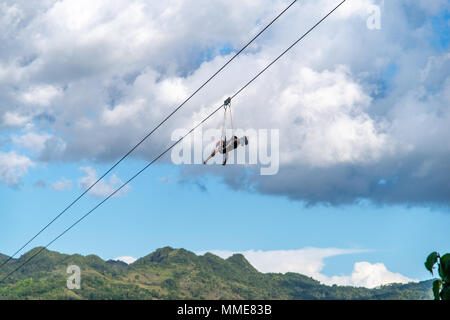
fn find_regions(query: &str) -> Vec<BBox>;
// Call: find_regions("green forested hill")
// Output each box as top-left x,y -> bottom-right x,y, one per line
0,247 -> 433,300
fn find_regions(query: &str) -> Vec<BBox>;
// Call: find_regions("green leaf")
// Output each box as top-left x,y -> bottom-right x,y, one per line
432,280 -> 442,300
425,252 -> 439,274
438,253 -> 450,282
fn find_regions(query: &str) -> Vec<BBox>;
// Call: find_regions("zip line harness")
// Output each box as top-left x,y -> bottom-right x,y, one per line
221,97 -> 234,163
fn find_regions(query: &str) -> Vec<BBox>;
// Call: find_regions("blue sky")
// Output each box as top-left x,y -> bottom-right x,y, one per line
1,0 -> 450,288
2,156 -> 449,284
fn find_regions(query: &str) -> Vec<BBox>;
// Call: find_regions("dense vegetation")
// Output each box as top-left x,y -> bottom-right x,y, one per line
425,251 -> 450,300
0,247 -> 433,300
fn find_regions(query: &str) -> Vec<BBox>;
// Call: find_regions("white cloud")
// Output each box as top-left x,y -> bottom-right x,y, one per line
51,177 -> 72,191
11,130 -> 52,154
327,261 -> 416,289
114,256 -> 137,264
199,248 -> 416,288
101,99 -> 147,126
2,112 -> 30,127
0,3 -> 24,34
78,166 -> 130,197
0,0 -> 449,205
20,85 -> 62,107
0,60 -> 24,85
201,248 -> 363,275
0,151 -> 34,186
273,66 -> 391,167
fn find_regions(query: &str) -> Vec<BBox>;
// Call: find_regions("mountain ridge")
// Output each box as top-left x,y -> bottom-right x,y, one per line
0,246 -> 433,300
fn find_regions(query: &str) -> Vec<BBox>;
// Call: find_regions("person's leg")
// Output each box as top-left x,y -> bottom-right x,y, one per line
203,150 -> 217,164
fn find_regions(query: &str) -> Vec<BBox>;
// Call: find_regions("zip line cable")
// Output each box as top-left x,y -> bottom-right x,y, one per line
0,0 -> 346,283
0,0 -> 298,270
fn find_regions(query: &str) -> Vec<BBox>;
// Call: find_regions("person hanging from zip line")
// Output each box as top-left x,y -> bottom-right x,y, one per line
203,97 -> 249,166
203,135 -> 249,165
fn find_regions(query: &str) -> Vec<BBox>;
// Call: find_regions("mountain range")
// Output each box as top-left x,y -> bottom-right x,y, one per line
0,247 -> 433,300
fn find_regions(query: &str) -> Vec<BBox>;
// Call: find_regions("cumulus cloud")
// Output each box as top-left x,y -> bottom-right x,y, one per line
2,112 -> 30,127
51,177 -> 72,191
201,248 -> 364,275
19,85 -> 62,107
114,256 -> 137,264
0,151 -> 34,186
11,130 -> 52,154
78,166 -> 130,197
0,0 -> 449,206
327,261 -> 416,289
201,248 -> 416,288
